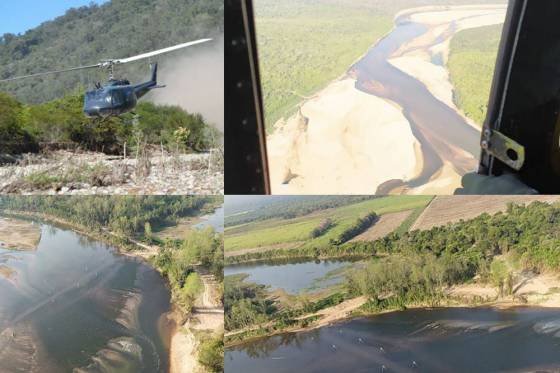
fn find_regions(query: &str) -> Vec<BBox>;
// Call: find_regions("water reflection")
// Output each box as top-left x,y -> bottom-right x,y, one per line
226,307 -> 560,373
0,222 -> 171,373
194,206 -> 224,232
225,258 -> 360,294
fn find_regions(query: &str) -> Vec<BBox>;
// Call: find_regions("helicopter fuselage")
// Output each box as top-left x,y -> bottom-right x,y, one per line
83,63 -> 160,117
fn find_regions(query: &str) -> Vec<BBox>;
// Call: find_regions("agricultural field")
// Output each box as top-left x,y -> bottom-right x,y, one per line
254,0 -> 393,130
225,195 -> 432,253
448,24 -> 503,126
411,195 -> 560,231
350,209 -> 413,242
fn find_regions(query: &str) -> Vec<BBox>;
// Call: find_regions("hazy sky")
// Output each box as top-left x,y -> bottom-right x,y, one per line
0,0 -> 110,35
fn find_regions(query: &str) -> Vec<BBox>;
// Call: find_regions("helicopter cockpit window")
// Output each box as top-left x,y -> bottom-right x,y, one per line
85,90 -> 109,107
254,0 -> 509,195
111,90 -> 125,105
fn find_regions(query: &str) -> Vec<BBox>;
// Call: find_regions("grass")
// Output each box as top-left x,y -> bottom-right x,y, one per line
394,198 -> 433,235
225,196 -> 432,252
448,24 -> 503,126
254,0 -> 393,130
20,163 -> 116,190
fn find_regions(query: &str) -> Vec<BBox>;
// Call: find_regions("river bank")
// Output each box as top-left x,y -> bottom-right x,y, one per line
0,210 -> 217,373
267,4 -> 506,195
389,4 -> 507,130
225,270 -> 560,348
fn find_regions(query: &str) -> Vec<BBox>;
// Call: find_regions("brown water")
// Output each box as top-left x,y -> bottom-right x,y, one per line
351,18 -> 481,193
0,220 -> 172,373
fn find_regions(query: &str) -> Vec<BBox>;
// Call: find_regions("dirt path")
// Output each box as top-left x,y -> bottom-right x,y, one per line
298,296 -> 368,330
170,267 -> 223,373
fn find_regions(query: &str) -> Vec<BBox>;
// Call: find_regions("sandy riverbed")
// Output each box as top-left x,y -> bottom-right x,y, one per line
389,5 -> 507,130
0,217 -> 41,251
267,5 -> 506,195
450,273 -> 560,308
268,79 -> 420,194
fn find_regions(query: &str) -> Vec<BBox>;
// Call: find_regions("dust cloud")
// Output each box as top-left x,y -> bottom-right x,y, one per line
148,35 -> 224,133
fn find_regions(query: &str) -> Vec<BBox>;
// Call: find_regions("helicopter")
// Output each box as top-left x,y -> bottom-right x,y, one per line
0,38 -> 212,117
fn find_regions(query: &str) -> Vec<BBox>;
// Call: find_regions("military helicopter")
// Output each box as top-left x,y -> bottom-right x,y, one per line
0,38 -> 212,117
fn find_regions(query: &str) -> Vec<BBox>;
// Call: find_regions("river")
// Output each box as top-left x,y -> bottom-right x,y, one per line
226,306 -> 560,372
194,206 -> 224,232
267,6 -> 507,194
225,258 -> 360,294
353,16 -> 481,193
0,221 -> 172,373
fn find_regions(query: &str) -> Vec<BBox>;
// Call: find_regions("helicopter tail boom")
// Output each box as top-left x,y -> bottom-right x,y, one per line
133,63 -> 159,99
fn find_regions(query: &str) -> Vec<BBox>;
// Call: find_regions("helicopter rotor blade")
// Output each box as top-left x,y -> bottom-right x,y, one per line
113,38 -> 212,64
0,63 -> 102,83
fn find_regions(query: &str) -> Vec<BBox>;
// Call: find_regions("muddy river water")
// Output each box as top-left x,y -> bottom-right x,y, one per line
226,306 -> 560,373
352,17 -> 481,193
0,221 -> 172,373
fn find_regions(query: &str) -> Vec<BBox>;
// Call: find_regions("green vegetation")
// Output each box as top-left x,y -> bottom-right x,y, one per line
153,223 -> 224,314
346,201 -> 560,312
225,196 -> 432,255
348,254 -> 470,311
448,24 -> 503,126
0,92 -> 219,155
18,163 -> 115,191
198,334 -> 224,373
331,212 -> 377,245
0,195 -> 221,237
394,202 -> 431,236
254,0 -> 393,129
310,218 -> 334,239
225,196 -> 377,227
225,200 -> 560,345
0,0 -> 222,104
225,274 -> 276,331
255,0 -> 501,130
225,273 -> 347,342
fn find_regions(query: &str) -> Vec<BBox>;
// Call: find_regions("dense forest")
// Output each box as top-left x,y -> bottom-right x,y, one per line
0,91 -> 219,154
0,0 -> 223,103
225,196 -> 378,226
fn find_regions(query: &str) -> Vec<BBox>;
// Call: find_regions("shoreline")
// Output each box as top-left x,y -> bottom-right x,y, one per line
225,293 -> 560,349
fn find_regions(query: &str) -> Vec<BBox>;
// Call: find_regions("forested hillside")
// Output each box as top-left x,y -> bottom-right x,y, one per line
0,0 -> 223,103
